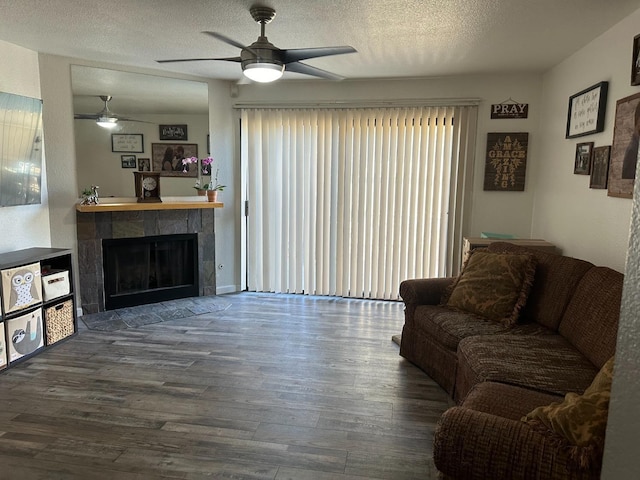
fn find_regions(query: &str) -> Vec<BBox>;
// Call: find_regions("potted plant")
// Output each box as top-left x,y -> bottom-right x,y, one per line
206,168 -> 226,202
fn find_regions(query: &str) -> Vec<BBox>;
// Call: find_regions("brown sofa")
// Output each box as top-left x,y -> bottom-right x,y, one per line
398,242 -> 623,479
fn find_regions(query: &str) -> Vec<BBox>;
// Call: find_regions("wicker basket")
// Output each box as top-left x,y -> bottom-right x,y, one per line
44,299 -> 75,345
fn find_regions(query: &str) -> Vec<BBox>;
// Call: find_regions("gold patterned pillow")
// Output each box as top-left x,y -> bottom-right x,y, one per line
522,357 -> 614,469
445,250 -> 536,326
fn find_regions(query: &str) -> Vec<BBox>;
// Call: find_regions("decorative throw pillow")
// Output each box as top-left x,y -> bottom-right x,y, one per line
522,356 -> 614,469
444,249 -> 536,326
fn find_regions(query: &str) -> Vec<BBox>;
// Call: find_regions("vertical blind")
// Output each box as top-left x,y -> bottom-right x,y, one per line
241,105 -> 477,300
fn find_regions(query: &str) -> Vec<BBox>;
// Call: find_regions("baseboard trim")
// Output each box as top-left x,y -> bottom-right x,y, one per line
216,284 -> 239,295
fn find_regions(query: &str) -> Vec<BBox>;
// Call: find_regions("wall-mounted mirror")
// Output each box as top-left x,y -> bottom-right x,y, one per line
0,91 -> 43,206
71,65 -> 209,198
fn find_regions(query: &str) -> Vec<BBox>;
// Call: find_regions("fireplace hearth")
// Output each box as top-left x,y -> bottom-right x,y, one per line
102,234 -> 198,310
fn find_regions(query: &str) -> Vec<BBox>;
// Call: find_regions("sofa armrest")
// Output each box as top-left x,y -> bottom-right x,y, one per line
399,277 -> 454,306
433,407 -> 600,480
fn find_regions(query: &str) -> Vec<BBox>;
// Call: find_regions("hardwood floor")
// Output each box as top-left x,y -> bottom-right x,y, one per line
0,292 -> 452,479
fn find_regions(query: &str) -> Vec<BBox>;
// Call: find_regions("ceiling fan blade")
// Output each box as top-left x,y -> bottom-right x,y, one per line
116,117 -> 155,124
285,61 -> 345,81
74,113 -> 99,120
157,56 -> 241,64
203,31 -> 249,51
281,46 -> 356,64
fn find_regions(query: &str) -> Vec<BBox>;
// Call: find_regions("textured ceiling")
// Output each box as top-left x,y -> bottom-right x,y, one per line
1,0 -> 638,82
1,1 -> 638,116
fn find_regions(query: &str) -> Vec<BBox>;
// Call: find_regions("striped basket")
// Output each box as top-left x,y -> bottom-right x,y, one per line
44,299 -> 75,345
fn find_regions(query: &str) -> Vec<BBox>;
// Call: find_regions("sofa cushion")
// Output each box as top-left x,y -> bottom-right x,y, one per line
413,304 -> 553,351
463,381 -> 564,421
456,334 -> 598,400
487,242 -> 593,330
559,267 -> 623,369
445,250 -> 536,326
522,356 -> 613,447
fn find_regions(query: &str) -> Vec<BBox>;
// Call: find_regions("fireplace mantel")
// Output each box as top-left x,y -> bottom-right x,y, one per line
76,198 -> 219,314
76,198 -> 223,213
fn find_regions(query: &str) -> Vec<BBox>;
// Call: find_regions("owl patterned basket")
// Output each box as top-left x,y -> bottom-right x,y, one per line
44,299 -> 75,345
1,262 -> 42,314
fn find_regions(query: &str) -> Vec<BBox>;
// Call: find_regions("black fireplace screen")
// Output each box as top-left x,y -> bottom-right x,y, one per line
102,234 -> 198,310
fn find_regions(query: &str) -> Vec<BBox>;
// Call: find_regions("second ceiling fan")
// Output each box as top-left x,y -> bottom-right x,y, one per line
157,5 -> 356,83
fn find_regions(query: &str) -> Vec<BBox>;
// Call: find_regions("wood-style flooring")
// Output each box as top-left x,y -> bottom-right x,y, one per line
0,292 -> 452,479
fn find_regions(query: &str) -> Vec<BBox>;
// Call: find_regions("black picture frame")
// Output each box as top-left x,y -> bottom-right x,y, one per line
565,81 -> 608,139
121,155 -> 137,168
111,133 -> 144,153
574,142 -> 593,175
590,146 -> 611,189
137,158 -> 151,172
632,34 -> 640,86
159,124 -> 188,141
151,143 -> 198,177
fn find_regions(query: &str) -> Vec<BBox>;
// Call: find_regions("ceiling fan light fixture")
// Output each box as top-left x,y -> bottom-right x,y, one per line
96,115 -> 118,129
243,62 -> 284,83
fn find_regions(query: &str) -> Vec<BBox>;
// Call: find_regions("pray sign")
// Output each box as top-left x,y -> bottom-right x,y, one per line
491,102 -> 529,119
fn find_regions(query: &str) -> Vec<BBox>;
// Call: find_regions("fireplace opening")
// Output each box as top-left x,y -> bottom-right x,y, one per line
102,233 -> 198,310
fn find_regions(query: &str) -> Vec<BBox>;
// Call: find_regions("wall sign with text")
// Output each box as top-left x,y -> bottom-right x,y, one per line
566,81 -> 608,139
491,102 -> 529,119
483,132 -> 528,191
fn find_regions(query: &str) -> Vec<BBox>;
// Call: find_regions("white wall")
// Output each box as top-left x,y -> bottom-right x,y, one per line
74,113 -> 209,197
0,40 -> 51,253
533,9 -> 640,272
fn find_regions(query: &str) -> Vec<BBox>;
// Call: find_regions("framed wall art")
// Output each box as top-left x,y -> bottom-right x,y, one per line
483,132 -> 528,191
566,81 -> 608,139
137,158 -> 151,171
159,124 -> 188,141
608,92 -> 640,198
632,33 -> 640,86
111,133 -> 144,153
121,155 -> 137,168
574,142 -> 593,175
151,143 -> 198,177
590,146 -> 611,189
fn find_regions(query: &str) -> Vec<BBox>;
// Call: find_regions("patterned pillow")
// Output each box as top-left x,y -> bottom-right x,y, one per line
445,250 -> 536,326
522,357 -> 614,469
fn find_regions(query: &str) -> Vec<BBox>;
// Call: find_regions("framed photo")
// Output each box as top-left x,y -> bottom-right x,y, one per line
137,157 -> 151,171
159,124 -> 188,141
565,81 -> 608,139
483,132 -> 528,191
121,155 -> 137,168
151,143 -> 198,177
574,142 -> 593,175
111,133 -> 144,153
590,146 -> 611,189
632,34 -> 640,86
608,92 -> 640,198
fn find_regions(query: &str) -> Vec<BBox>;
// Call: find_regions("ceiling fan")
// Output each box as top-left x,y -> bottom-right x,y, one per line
74,95 -> 151,129
157,5 -> 356,83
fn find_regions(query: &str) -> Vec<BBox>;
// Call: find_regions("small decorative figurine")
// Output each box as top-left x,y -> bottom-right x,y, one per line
80,185 -> 99,205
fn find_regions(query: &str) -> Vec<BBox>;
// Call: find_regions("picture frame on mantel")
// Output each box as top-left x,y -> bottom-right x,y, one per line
565,81 -> 608,139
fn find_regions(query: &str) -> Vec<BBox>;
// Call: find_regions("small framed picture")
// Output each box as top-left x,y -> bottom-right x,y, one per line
590,146 -> 611,189
121,155 -> 137,168
574,142 -> 594,175
159,124 -> 188,141
566,82 -> 608,139
632,34 -> 640,86
111,133 -> 144,153
137,158 -> 151,171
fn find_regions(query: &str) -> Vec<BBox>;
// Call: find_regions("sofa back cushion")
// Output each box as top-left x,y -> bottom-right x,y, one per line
487,242 -> 593,330
558,267 -> 623,369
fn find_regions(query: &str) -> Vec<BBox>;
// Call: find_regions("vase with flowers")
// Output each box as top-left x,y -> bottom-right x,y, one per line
184,156 -> 225,201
